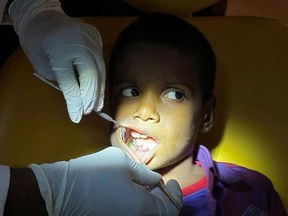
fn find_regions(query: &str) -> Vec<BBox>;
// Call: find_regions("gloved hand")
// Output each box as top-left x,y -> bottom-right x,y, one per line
8,0 -> 105,123
29,147 -> 182,216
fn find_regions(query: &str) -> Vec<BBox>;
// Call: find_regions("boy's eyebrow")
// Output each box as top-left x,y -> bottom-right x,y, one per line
112,80 -> 194,88
113,79 -> 135,85
111,80 -> 135,87
165,81 -> 194,90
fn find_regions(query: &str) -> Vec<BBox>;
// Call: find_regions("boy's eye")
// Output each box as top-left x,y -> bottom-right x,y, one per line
121,87 -> 140,97
164,90 -> 184,100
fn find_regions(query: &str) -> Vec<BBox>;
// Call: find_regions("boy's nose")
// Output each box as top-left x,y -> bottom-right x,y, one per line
132,97 -> 160,123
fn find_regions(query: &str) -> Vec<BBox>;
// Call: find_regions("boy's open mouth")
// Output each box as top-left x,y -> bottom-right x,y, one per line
121,127 -> 158,162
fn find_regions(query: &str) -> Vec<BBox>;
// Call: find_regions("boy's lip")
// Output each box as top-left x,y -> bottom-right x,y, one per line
118,125 -> 158,164
121,126 -> 157,142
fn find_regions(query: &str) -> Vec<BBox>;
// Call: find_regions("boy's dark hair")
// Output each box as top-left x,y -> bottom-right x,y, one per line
108,13 -> 216,103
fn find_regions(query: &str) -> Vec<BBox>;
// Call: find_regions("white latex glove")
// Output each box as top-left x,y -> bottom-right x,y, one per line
9,0 -> 105,123
0,166 -> 10,216
29,147 -> 182,216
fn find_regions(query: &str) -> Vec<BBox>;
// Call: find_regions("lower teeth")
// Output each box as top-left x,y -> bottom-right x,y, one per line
128,139 -> 154,152
128,140 -> 136,150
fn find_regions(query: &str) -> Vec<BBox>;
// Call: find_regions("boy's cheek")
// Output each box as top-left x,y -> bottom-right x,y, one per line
110,130 -> 121,148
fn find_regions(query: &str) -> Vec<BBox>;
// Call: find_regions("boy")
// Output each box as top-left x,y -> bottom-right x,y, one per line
108,13 -> 286,215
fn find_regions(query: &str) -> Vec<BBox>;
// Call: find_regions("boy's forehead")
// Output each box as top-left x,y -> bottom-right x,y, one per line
112,45 -> 199,85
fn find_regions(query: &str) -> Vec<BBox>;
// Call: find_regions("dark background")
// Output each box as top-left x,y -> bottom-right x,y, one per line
0,0 -> 226,69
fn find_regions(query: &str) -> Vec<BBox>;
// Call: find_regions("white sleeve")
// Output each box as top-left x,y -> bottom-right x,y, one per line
0,0 -> 12,25
0,166 -> 10,216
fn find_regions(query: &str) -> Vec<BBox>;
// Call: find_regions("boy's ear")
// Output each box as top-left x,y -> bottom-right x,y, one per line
201,96 -> 216,133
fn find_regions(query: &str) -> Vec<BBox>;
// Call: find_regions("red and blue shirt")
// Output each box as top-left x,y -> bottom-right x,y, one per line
180,145 -> 286,216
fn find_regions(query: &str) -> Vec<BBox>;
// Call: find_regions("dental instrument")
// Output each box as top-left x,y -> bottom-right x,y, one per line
33,73 -> 122,126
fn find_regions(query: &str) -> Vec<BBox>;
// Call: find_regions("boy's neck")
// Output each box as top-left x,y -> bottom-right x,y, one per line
157,155 -> 205,189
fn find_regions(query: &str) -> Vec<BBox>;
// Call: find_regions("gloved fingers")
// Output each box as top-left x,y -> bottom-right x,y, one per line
53,22 -> 105,118
27,50 -> 58,81
150,179 -> 182,213
54,64 -> 84,123
11,1 -> 106,123
164,179 -> 183,207
75,53 -> 105,115
77,22 -> 106,113
128,158 -> 162,186
50,49 -> 102,122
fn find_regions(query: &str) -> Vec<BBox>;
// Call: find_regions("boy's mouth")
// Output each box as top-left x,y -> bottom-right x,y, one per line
121,127 -> 158,162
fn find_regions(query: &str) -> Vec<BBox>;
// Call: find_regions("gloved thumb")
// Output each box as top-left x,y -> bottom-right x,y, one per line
148,179 -> 182,214
165,179 -> 183,205
128,158 -> 162,186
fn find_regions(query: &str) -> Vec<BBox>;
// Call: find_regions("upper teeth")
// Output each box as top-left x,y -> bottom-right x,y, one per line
132,138 -> 158,150
131,131 -> 148,139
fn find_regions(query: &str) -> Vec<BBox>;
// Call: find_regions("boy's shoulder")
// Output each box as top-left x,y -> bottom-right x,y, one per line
212,161 -> 286,215
197,145 -> 274,187
215,161 -> 274,187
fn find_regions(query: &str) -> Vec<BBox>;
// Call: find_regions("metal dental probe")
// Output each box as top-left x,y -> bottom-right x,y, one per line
33,73 -> 181,210
33,73 -> 122,126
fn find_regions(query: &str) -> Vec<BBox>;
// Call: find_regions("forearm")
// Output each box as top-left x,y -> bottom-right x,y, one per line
4,168 -> 48,216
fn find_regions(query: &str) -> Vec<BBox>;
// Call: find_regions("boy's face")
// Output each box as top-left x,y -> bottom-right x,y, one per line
110,44 -> 211,170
